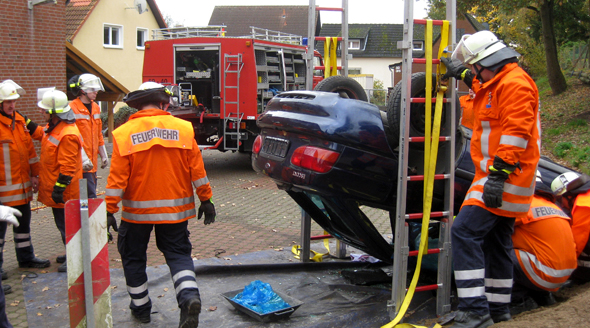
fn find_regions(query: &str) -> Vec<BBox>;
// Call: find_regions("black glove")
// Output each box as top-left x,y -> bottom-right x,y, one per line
198,199 -> 216,225
51,173 -> 72,204
483,156 -> 517,208
18,111 -> 38,133
107,212 -> 118,242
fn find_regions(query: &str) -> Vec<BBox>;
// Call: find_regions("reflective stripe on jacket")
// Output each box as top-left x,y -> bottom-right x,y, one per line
572,190 -> 590,257
513,196 -> 577,291
462,63 -> 540,218
37,122 -> 83,208
105,109 -> 213,224
0,112 -> 40,206
70,98 -> 104,173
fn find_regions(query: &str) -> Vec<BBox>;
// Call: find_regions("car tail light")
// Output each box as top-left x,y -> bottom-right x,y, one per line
253,135 -> 262,154
228,122 -> 246,130
291,146 -> 339,173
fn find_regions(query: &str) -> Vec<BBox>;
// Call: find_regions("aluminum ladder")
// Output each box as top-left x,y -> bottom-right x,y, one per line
389,0 -> 457,321
304,0 -> 349,90
222,53 -> 244,151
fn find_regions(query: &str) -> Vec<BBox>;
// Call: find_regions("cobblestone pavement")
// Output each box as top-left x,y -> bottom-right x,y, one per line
1,147 -> 391,327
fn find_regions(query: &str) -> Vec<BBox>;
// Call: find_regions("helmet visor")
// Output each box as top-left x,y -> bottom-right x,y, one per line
81,78 -> 105,93
451,34 -> 503,65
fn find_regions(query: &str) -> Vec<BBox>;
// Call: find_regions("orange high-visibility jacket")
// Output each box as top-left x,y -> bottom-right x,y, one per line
572,190 -> 590,257
70,98 -> 105,173
459,94 -> 475,130
37,122 -> 83,209
513,196 -> 577,291
0,112 -> 40,206
462,63 -> 540,218
105,109 -> 212,224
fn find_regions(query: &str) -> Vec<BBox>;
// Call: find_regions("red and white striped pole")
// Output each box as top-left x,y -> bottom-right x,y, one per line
65,179 -> 112,328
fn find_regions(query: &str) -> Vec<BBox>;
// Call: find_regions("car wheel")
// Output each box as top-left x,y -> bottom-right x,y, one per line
386,72 -> 460,150
314,75 -> 369,101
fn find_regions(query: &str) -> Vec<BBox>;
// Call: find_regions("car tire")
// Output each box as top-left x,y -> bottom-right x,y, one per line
386,72 -> 460,149
314,75 -> 369,101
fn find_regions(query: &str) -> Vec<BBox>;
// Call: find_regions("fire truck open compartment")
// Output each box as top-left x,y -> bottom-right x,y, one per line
142,27 -> 315,153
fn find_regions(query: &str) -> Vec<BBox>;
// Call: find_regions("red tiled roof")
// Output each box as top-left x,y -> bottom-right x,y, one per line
65,0 -> 99,42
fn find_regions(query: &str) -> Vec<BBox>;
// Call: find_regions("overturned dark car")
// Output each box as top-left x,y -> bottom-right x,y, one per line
251,75 -> 574,263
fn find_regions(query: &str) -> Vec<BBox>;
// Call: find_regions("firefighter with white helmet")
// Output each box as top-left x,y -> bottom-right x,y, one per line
0,80 -> 51,289
551,171 -> 590,284
106,82 -> 215,326
36,88 -> 84,273
441,30 -> 540,327
67,73 -> 107,202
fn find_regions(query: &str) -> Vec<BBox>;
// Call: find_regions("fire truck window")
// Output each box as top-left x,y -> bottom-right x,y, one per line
175,50 -> 220,112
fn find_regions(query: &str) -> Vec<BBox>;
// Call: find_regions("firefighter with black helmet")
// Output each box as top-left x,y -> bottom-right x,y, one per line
36,88 -> 84,273
105,82 -> 215,326
67,74 -> 108,199
441,30 -> 540,327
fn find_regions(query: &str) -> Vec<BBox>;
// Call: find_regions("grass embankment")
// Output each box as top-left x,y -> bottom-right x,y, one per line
538,75 -> 590,174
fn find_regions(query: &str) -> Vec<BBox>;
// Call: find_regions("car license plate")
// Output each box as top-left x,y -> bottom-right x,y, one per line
261,137 -> 289,158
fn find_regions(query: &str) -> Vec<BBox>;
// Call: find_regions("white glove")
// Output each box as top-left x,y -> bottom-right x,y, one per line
99,145 -> 109,169
81,149 -> 94,172
0,206 -> 21,227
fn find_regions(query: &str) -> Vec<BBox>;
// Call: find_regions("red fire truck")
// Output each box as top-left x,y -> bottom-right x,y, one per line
142,26 -> 325,152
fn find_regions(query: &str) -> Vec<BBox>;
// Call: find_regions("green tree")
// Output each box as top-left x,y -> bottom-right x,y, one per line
371,79 -> 386,107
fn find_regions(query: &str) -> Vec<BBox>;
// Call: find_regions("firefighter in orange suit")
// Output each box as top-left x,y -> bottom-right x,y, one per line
0,80 -> 51,289
105,82 -> 215,327
551,172 -> 590,284
67,74 -> 108,199
37,88 -> 83,273
459,89 -> 475,130
509,173 -> 577,315
441,30 -> 540,327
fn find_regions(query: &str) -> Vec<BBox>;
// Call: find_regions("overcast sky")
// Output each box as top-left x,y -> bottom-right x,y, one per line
153,0 -> 430,27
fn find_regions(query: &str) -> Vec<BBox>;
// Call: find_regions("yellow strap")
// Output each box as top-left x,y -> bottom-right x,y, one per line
330,37 -> 338,77
324,38 -> 331,79
291,245 -> 326,262
382,20 -> 450,328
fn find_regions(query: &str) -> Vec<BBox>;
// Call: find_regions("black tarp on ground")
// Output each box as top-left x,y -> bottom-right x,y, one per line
23,247 -> 440,327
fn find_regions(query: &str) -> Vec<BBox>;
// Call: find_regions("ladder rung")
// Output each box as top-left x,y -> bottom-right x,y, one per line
225,101 -> 239,104
225,70 -> 240,73
414,19 -> 446,26
408,248 -> 441,256
315,6 -> 343,12
314,37 -> 343,41
225,86 -> 238,89
409,136 -> 451,142
311,234 -> 334,240
406,211 -> 449,220
407,174 -> 450,181
411,97 -> 450,103
411,284 -> 441,292
314,65 -> 343,70
413,58 -> 441,64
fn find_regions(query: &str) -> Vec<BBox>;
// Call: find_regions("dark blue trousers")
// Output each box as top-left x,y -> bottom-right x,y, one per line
0,203 -> 37,268
117,220 -> 199,315
0,280 -> 12,328
452,205 -> 515,316
82,172 -> 97,199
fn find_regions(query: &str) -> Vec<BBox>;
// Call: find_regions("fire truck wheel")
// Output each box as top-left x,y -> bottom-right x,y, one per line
386,72 -> 460,150
314,76 -> 368,101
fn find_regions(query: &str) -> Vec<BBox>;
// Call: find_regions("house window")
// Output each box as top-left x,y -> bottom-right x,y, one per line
349,67 -> 361,75
413,41 -> 424,51
137,28 -> 148,49
348,40 -> 361,50
104,24 -> 123,48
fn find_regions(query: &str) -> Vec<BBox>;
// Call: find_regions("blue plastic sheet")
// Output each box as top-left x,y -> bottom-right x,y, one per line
231,280 -> 291,314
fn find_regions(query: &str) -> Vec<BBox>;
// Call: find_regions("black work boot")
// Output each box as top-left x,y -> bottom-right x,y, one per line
2,284 -> 11,295
510,296 -> 539,316
1,269 -> 7,280
58,262 -> 67,272
451,310 -> 493,328
132,309 -> 151,323
18,257 -> 50,268
179,292 -> 202,328
491,312 -> 512,323
56,254 -> 66,264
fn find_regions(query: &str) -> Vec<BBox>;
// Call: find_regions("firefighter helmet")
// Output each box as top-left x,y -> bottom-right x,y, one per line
551,172 -> 582,196
68,74 -> 104,96
37,89 -> 74,120
123,82 -> 171,109
451,30 -> 520,68
0,80 -> 25,103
